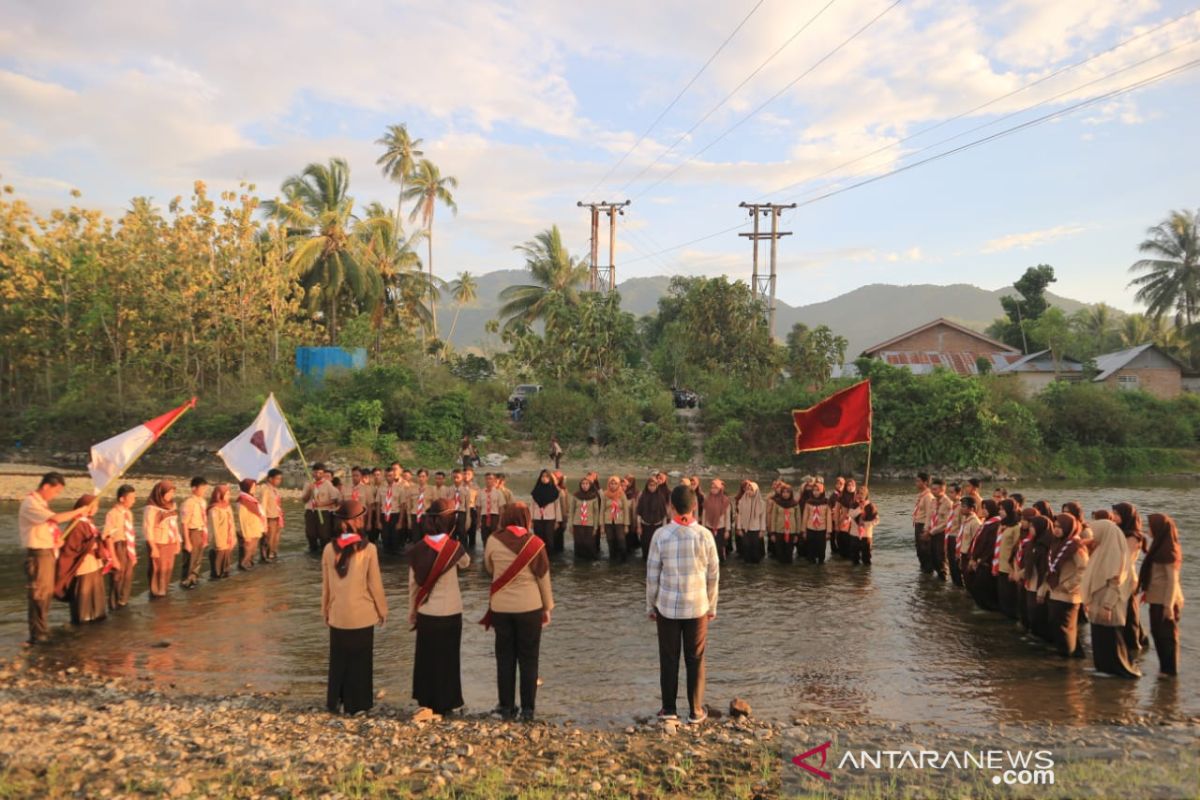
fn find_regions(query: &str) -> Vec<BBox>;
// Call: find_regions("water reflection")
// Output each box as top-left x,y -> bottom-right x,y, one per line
0,480 -> 1195,725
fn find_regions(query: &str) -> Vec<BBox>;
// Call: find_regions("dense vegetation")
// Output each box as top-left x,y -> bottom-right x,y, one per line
1,125 -> 1197,479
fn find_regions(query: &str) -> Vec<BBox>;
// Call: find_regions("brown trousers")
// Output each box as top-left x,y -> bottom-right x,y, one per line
181,528 -> 207,585
108,546 -> 135,609
240,537 -> 260,570
150,543 -> 178,597
262,518 -> 282,561
25,548 -> 55,642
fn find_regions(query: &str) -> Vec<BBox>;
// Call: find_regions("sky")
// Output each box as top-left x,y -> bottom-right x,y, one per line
2,0 -> 1198,312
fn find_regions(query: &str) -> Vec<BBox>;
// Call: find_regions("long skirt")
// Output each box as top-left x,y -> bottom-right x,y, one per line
969,569 -> 998,611
625,524 -> 640,556
210,548 -> 232,579
741,531 -> 765,563
533,519 -> 555,550
553,522 -> 566,555
1149,604 -> 1180,676
947,535 -> 962,586
604,523 -> 627,562
150,544 -> 178,598
1017,585 -> 1030,630
1123,594 -> 1150,654
770,533 -> 794,564
1091,623 -> 1140,678
804,529 -> 826,564
413,613 -> 463,714
327,625 -> 375,714
710,528 -> 728,562
1048,599 -> 1083,658
69,571 -> 107,625
573,525 -> 598,559
997,574 -> 1019,619
640,524 -> 660,559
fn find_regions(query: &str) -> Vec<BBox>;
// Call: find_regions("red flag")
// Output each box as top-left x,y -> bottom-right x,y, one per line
793,381 -> 871,453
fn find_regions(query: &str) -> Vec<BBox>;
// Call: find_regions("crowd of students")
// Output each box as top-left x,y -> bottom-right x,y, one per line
909,474 -> 1184,679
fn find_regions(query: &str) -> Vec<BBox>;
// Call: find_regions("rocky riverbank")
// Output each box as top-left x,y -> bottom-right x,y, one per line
1,659 -> 1196,799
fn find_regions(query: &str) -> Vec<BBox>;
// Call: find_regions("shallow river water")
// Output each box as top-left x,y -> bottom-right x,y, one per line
1,478 -> 1194,725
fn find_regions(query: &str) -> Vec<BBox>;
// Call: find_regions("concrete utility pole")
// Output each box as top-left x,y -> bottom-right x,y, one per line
738,202 -> 795,340
577,200 -> 630,292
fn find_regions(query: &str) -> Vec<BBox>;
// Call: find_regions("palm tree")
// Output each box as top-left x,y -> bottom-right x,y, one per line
359,202 -> 432,341
1128,208 -> 1200,328
263,158 -> 380,344
498,225 -> 590,330
403,159 -> 458,340
375,124 -> 423,237
445,271 -> 478,344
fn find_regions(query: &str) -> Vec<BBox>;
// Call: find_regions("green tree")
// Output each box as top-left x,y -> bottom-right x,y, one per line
445,270 -> 478,344
1128,208 -> 1200,328
785,323 -> 848,388
988,264 -> 1056,352
1028,307 -> 1072,372
358,201 -> 429,343
375,123 -> 424,237
403,159 -> 458,340
498,225 -> 589,330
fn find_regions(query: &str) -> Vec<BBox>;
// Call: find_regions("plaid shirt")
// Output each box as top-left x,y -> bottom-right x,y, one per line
646,519 -> 720,619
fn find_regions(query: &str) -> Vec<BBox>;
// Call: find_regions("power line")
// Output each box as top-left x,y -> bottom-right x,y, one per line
586,0 -> 767,195
760,9 -> 1200,202
614,0 -> 844,194
630,0 -> 905,200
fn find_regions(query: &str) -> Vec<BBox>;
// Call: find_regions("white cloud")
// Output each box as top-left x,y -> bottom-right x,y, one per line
981,224 -> 1089,253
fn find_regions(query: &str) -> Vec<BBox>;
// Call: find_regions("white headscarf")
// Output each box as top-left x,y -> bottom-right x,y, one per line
1079,518 -> 1132,609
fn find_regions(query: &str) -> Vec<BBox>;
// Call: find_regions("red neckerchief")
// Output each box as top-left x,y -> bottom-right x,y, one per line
672,514 -> 693,526
423,533 -> 448,551
505,525 -> 529,537
334,532 -> 363,548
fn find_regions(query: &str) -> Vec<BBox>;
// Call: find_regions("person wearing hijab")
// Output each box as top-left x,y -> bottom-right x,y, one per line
1019,511 -> 1054,643
1112,502 -> 1150,655
1062,502 -> 1092,541
208,485 -> 236,579
55,495 -> 110,625
735,481 -> 767,563
847,484 -> 878,566
321,499 -> 387,714
701,479 -> 732,562
569,477 -> 602,559
483,503 -> 553,721
144,481 -> 181,599
636,474 -> 669,559
602,476 -> 633,562
827,476 -> 847,557
102,484 -> 138,610
1013,508 -> 1039,632
1141,514 -> 1183,676
967,499 -> 1003,611
1042,514 -> 1088,658
553,471 -> 569,554
408,500 -> 470,716
530,470 -> 561,550
623,476 -> 641,555
767,484 -> 800,564
802,478 -> 833,565
236,478 -> 266,571
995,498 -> 1022,619
1080,516 -> 1141,678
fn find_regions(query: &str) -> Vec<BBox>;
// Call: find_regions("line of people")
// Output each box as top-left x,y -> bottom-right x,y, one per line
910,474 -> 1184,678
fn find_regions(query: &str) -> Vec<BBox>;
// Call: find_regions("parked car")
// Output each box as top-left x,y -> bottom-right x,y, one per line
672,387 -> 698,409
507,383 -> 542,411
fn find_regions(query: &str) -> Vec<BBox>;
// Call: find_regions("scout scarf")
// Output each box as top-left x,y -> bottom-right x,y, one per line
382,483 -> 396,518
331,529 -> 367,578
410,535 -> 465,622
912,490 -> 931,523
1047,515 -> 1082,590
478,534 -> 546,630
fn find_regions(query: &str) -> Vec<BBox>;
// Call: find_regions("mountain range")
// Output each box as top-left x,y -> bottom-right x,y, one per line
435,271 -> 1094,359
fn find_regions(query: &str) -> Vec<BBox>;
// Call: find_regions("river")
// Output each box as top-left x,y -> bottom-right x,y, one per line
1,478 -> 1194,726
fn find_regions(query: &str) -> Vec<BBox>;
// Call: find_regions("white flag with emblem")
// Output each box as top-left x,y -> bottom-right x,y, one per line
217,394 -> 298,481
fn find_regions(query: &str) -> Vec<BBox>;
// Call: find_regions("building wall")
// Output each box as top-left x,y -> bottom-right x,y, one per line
868,323 -> 1015,356
1101,367 -> 1181,399
1014,372 -> 1059,396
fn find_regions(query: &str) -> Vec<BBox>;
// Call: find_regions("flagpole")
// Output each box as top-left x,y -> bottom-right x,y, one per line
276,395 -> 324,523
864,440 -> 873,488
62,398 -> 197,539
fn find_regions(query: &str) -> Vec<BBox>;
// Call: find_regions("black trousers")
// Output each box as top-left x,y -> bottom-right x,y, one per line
656,612 -> 708,717
741,531 -> 765,563
327,625 -> 375,714
480,514 -> 499,547
770,534 -> 794,564
605,523 -> 628,562
453,512 -> 468,547
640,523 -> 661,559
1149,603 -> 1179,675
946,535 -> 962,585
804,529 -> 826,564
710,528 -> 727,562
469,509 -> 480,549
914,524 -> 931,571
533,519 -> 555,550
851,535 -> 872,565
929,532 -> 948,578
1048,599 -> 1083,657
997,574 -> 1020,619
381,514 -> 400,554
492,609 -> 543,713
306,510 -> 333,553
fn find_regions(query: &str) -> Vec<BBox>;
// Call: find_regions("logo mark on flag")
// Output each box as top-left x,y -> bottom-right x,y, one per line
250,430 -> 268,454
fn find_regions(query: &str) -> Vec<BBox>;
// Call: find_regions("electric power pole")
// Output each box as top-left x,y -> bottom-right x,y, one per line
577,200 -> 630,292
738,202 -> 795,340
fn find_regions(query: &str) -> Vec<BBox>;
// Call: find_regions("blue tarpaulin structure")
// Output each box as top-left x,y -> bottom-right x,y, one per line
295,347 -> 367,383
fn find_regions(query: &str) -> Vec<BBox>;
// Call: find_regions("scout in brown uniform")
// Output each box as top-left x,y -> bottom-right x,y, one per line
569,478 -> 602,559
342,467 -> 366,505
767,484 -> 800,564
1041,515 -> 1088,658
179,476 -> 210,589
379,464 -> 404,554
911,472 -> 934,573
462,467 -> 480,548
734,480 -> 767,563
995,498 -> 1022,619
802,479 -> 833,565
431,471 -> 449,502
553,471 -> 570,554
302,463 -> 339,553
828,476 -> 847,557
448,470 -> 470,545
208,485 -> 236,579
19,473 -> 96,642
144,481 -> 182,599
406,469 -> 433,545
1141,514 -> 1184,676
943,483 -> 964,585
847,485 -> 878,566
702,479 -> 732,562
368,467 -> 385,542
55,495 -> 110,626
237,478 -> 266,571
602,475 -> 633,562
635,474 -> 668,559
398,467 -> 414,546
926,478 -> 955,581
530,470 -> 561,550
956,497 -> 981,586
258,468 -> 284,562
103,485 -> 138,609
476,473 -> 508,547
408,500 -> 469,716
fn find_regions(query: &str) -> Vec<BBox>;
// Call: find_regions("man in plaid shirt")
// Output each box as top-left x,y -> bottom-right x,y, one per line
646,484 -> 720,724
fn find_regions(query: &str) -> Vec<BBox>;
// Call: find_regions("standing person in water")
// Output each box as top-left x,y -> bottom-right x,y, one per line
103,484 -> 138,610
1111,502 -> 1151,655
530,470 -> 561,550
646,485 -> 720,725
54,495 -> 109,626
302,463 -> 338,553
847,485 -> 878,566
1081,514 -> 1141,678
569,477 -> 602,560
944,483 -> 964,586
802,478 -> 832,565
966,499 -> 1003,612
702,479 -> 732,562
179,476 -> 209,590
602,476 -> 633,563
623,476 -> 641,555
956,497 -> 981,588
911,472 -> 934,573
995,498 -> 1022,620
408,500 -> 470,717
735,481 -> 767,564
144,481 -> 181,600
477,473 -> 507,547
636,474 -> 668,559
208,485 -> 236,580
322,500 -> 387,715
1141,514 -> 1183,676
926,478 -> 955,581
236,478 -> 265,571
1043,514 -> 1088,658
259,469 -> 284,561
482,503 -> 553,721
767,484 -> 800,564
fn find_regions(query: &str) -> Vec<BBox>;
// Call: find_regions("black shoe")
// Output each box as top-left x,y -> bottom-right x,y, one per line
519,709 -> 535,722
492,706 -> 518,721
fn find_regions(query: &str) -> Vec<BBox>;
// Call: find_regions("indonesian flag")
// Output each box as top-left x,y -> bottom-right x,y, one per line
88,398 -> 197,492
792,380 -> 872,453
217,394 -> 298,481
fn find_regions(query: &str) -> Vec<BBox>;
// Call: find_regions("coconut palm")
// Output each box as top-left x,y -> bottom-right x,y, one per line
375,124 -> 423,237
498,225 -> 590,331
445,271 -> 478,344
1128,208 -> 1200,328
403,159 -> 458,339
359,202 -> 433,339
263,158 -> 380,344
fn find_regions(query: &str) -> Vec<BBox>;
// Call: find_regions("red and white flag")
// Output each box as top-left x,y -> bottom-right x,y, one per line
217,394 -> 298,481
88,398 -> 197,492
